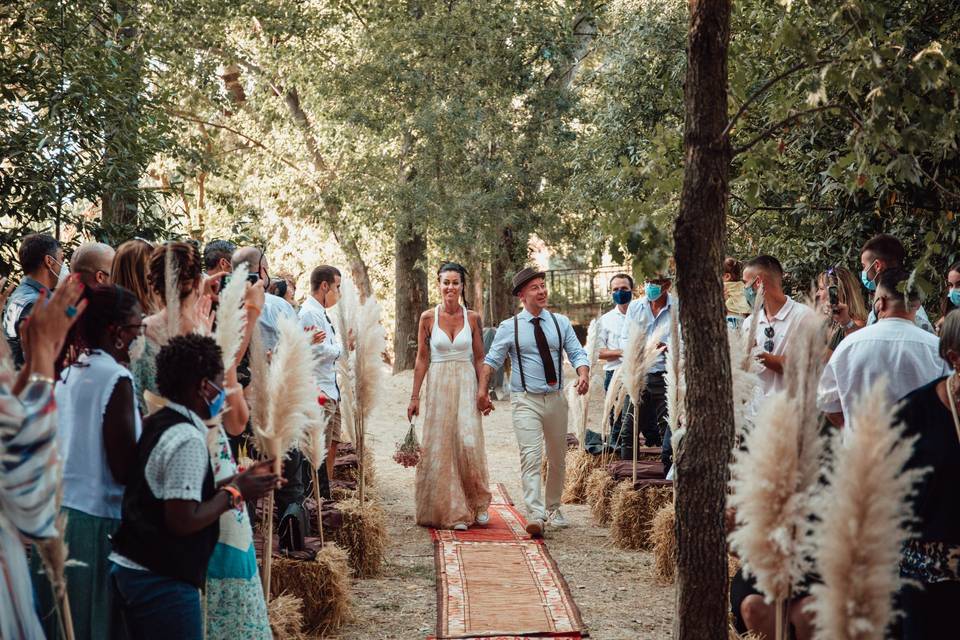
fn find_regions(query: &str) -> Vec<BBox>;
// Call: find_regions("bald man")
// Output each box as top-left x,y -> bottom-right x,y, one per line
71,241 -> 115,287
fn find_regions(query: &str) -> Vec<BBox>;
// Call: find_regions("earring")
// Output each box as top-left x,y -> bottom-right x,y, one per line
115,338 -> 125,350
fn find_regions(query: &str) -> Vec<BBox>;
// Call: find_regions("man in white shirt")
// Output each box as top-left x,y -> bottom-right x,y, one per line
818,267 -> 949,428
742,255 -> 816,397
618,272 -> 679,472
299,265 -> 344,485
859,233 -> 934,333
595,273 -> 634,455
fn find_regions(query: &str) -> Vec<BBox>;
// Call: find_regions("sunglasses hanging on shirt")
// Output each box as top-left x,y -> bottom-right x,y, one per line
763,326 -> 775,352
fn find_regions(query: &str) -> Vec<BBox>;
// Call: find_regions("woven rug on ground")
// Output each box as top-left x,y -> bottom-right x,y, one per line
431,483 -> 587,639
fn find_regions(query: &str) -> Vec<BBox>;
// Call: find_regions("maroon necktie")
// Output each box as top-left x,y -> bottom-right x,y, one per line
531,317 -> 557,385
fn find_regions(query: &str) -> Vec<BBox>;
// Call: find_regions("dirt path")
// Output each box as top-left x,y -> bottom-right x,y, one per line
328,370 -> 675,640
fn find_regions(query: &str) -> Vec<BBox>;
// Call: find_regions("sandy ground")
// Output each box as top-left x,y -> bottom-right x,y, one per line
327,369 -> 675,640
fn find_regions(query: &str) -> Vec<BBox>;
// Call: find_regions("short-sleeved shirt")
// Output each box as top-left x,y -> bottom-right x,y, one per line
598,306 -> 629,372
743,297 -> 816,396
817,318 -> 949,424
619,295 -> 679,374
484,308 -> 589,394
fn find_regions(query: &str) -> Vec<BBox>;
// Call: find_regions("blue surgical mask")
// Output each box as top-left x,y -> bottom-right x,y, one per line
744,282 -> 758,309
861,261 -> 879,291
950,289 -> 960,308
205,381 -> 227,418
612,290 -> 633,305
645,283 -> 663,301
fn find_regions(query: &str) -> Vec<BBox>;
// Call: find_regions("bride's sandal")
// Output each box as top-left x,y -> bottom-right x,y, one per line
475,511 -> 490,526
453,522 -> 469,531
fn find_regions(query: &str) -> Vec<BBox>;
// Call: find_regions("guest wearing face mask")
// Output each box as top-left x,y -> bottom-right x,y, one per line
618,270 -> 680,474
936,261 -> 960,334
817,268 -> 949,431
859,233 -> 935,333
594,273 -> 635,456
109,334 -> 282,640
3,233 -> 66,368
31,285 -> 144,640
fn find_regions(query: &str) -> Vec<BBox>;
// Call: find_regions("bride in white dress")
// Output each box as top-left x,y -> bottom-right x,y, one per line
407,263 -> 492,530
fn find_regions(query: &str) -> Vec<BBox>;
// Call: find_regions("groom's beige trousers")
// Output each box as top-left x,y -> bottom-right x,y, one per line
510,390 -> 568,521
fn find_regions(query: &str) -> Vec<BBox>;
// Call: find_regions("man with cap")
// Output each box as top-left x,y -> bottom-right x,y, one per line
479,267 -> 590,537
618,270 -> 680,474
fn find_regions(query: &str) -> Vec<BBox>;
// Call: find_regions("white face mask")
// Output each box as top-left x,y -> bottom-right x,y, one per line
48,257 -> 69,287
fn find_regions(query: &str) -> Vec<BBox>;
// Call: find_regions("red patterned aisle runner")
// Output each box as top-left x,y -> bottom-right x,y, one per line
430,484 -> 588,639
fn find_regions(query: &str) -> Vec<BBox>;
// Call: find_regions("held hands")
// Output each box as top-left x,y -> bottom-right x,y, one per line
575,373 -> 590,395
476,391 -> 495,416
232,458 -> 285,501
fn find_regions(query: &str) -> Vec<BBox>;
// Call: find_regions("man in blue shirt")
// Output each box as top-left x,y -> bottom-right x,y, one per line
618,271 -> 679,474
479,267 -> 590,537
3,233 -> 64,368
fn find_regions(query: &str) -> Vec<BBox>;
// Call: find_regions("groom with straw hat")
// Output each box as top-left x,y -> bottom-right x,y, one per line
479,267 -> 590,537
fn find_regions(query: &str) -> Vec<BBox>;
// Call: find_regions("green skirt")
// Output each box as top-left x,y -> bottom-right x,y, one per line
31,507 -> 123,640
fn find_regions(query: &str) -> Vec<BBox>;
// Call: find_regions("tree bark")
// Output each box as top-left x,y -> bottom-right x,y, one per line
488,225 -> 524,325
393,216 -> 429,372
672,2 -> 734,639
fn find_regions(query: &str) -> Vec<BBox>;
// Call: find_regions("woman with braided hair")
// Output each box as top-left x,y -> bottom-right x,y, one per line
408,262 -> 492,530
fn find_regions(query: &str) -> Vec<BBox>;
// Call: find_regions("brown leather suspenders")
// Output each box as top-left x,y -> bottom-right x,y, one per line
513,312 -> 563,392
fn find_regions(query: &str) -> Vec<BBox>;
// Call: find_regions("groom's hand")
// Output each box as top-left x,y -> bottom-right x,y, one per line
575,372 -> 589,395
476,391 -> 493,415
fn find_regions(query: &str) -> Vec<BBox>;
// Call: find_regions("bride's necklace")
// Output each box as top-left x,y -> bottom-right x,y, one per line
944,372 -> 960,446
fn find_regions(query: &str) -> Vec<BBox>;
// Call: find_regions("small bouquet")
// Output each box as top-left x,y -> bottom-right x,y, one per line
392,422 -> 422,468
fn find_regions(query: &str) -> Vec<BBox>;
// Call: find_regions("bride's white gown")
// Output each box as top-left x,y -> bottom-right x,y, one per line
414,306 -> 492,528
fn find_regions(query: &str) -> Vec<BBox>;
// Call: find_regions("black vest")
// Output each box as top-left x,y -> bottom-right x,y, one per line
111,406 -> 219,588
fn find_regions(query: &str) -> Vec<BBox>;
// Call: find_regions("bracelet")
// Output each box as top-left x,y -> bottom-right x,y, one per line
244,302 -> 263,313
222,484 -> 244,511
27,373 -> 55,386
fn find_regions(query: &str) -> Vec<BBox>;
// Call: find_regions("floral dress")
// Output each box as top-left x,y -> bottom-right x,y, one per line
205,425 -> 271,639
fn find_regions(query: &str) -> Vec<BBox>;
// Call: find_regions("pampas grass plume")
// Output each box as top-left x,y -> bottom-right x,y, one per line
353,295 -> 386,420
727,391 -> 810,602
261,317 -> 316,471
248,327 -> 270,446
162,243 -> 180,344
808,379 -> 923,640
214,264 -> 248,371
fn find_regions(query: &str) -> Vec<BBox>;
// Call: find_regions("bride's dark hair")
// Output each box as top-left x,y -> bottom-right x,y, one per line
437,262 -> 469,308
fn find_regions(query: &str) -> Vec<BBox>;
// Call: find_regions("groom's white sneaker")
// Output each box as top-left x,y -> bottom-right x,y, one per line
548,509 -> 569,528
525,518 -> 545,538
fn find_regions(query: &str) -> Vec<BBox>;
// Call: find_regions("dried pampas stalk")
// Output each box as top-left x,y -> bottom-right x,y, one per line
665,309 -> 685,459
727,392 -> 812,606
332,279 -> 358,445
807,380 -> 922,640
247,328 -> 269,443
302,405 -> 331,546
620,323 -> 667,482
601,365 -> 627,462
161,243 -> 180,344
35,459 -> 76,640
214,264 -> 249,372
728,326 -> 762,437
577,315 -> 602,445
255,317 -> 316,602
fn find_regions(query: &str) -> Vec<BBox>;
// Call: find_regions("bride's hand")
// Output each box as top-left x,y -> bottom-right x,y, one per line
407,397 -> 420,422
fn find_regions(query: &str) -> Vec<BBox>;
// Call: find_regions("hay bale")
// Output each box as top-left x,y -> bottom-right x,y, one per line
610,482 -> 674,550
651,502 -> 676,584
586,468 -> 617,526
333,498 -> 387,578
561,449 -> 603,504
268,593 -> 306,640
269,545 -> 352,635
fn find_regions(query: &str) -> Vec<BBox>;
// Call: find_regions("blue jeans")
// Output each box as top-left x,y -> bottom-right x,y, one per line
109,563 -> 202,640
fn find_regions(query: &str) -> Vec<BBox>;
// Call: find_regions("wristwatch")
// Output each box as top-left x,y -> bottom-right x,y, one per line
222,484 -> 244,511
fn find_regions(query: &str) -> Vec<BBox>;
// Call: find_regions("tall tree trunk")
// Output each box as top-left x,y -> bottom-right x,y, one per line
466,256 -> 485,317
393,131 -> 428,372
488,225 -> 524,325
672,1 -> 734,639
393,216 -> 428,372
101,0 -> 140,233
